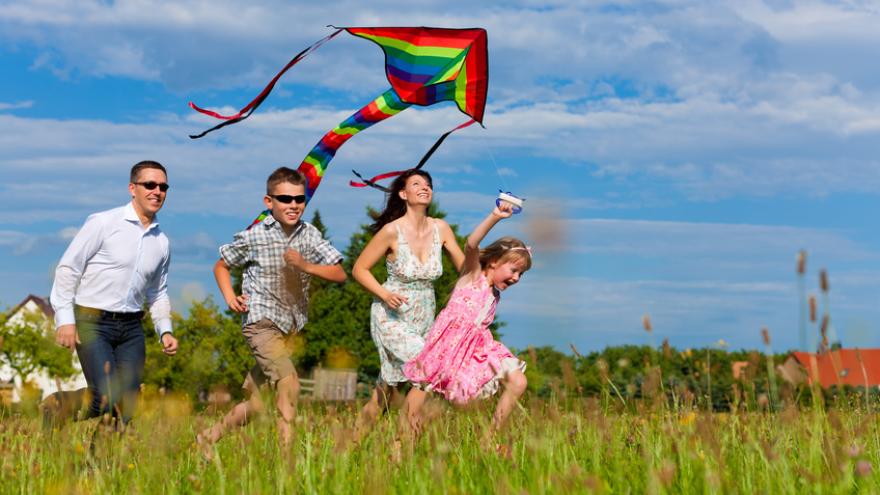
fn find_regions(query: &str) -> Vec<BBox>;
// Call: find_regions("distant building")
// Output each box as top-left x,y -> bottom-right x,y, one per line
780,349 -> 880,389
0,295 -> 87,403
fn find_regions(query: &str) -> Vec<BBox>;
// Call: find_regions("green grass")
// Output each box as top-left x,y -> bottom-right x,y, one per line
1,395 -> 878,494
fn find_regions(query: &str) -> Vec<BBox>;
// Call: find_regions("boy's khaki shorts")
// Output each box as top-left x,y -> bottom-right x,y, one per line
242,319 -> 297,389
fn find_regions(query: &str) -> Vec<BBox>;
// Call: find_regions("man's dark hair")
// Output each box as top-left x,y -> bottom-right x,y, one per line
267,167 -> 307,194
130,160 -> 167,183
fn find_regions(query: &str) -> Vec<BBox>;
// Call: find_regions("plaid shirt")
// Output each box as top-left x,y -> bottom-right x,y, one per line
219,216 -> 343,333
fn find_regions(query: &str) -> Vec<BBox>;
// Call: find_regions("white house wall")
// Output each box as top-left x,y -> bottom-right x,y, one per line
0,300 -> 88,402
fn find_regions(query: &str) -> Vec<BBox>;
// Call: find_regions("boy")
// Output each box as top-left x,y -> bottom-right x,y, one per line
198,167 -> 346,448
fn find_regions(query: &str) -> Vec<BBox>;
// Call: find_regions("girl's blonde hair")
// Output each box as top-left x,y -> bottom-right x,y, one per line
479,236 -> 532,271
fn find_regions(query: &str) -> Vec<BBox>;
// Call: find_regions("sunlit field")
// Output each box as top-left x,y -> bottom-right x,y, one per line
2,256 -> 877,493
2,389 -> 878,494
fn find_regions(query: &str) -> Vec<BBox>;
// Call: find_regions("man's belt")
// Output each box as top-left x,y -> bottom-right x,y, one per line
75,305 -> 145,321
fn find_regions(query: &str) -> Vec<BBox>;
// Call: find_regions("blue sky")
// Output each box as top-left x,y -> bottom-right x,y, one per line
2,0 -> 879,354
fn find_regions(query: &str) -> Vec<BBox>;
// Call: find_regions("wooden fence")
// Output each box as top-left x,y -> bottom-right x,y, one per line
300,368 -> 358,401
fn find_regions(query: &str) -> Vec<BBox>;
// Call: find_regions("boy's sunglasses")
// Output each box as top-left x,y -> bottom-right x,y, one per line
135,181 -> 170,192
270,194 -> 307,204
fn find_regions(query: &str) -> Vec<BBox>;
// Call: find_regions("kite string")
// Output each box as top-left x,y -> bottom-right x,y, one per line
482,137 -> 510,192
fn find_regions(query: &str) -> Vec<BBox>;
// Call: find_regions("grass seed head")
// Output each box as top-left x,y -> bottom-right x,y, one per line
820,269 -> 829,292
797,250 -> 807,275
757,393 -> 769,410
596,359 -> 609,380
846,444 -> 863,457
658,460 -> 677,487
528,345 -> 538,367
761,328 -> 770,346
584,475 -> 605,494
561,359 -> 577,391
809,295 -> 817,322
642,314 -> 652,333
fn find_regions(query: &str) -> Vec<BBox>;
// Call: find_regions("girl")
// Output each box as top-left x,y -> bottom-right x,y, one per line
404,201 -> 530,434
352,169 -> 464,434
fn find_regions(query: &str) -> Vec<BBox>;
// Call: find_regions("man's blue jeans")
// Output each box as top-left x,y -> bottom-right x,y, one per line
74,307 -> 146,424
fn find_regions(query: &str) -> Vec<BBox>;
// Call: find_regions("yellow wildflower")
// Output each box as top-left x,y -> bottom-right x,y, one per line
679,412 -> 697,426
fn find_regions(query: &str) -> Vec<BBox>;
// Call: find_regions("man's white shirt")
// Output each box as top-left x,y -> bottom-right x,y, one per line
50,202 -> 172,337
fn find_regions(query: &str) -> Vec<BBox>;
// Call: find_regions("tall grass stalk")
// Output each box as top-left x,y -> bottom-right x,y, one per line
797,250 -> 807,352
760,328 -> 779,411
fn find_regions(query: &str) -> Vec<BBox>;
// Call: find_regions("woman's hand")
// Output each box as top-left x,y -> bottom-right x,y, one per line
382,291 -> 409,310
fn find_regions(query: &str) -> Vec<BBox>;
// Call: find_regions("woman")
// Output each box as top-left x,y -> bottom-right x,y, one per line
352,169 -> 464,435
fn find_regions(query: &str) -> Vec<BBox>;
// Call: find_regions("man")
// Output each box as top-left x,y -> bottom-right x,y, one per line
51,160 -> 178,427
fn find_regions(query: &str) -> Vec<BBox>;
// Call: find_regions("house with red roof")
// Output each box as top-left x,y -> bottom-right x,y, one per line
779,349 -> 880,389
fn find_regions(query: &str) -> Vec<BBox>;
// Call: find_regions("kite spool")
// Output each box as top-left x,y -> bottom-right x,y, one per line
496,191 -> 524,214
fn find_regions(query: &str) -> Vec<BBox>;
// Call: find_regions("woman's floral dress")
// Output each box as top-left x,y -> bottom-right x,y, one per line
370,222 -> 442,385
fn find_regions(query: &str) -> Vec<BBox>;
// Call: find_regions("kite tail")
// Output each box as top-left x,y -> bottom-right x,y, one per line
188,28 -> 344,139
350,118 -> 478,191
246,89 -> 409,227
297,88 -> 410,200
246,210 -> 272,230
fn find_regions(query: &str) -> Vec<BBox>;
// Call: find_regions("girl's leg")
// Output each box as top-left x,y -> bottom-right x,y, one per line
492,370 -> 528,433
398,387 -> 428,438
355,384 -> 392,441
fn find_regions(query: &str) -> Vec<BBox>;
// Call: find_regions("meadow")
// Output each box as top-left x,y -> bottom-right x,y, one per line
1,255 -> 875,493
1,390 -> 878,494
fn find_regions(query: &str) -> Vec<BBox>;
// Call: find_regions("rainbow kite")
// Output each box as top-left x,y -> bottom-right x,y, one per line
189,26 -> 488,204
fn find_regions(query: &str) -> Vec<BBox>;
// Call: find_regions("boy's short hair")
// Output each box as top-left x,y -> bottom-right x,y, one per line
130,160 -> 167,183
267,167 -> 307,194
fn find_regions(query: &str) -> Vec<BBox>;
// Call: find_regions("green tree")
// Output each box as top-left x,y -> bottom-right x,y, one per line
0,309 -> 77,386
515,346 -> 570,396
142,300 -> 253,399
298,207 -> 382,379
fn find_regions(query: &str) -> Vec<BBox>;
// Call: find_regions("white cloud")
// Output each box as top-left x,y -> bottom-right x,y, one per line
3,1 -> 880,203
732,1 -> 880,43
179,281 -> 207,304
0,227 -> 82,255
58,227 -> 79,241
0,230 -> 27,247
0,100 -> 33,111
557,218 -> 878,269
3,0 -> 880,351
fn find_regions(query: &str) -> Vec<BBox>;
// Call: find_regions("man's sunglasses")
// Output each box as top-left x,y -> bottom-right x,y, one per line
270,194 -> 307,204
135,181 -> 170,192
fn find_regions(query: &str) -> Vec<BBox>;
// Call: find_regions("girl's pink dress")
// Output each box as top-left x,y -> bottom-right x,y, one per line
404,272 -> 526,404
